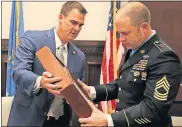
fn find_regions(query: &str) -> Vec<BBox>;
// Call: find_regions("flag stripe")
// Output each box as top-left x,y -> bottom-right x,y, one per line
109,31 -> 114,82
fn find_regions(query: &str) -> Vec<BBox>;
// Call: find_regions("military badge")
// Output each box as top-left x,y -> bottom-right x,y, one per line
140,50 -> 145,54
141,72 -> 147,80
132,60 -> 148,71
134,71 -> 140,77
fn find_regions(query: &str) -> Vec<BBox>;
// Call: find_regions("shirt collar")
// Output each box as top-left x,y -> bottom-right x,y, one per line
131,30 -> 156,55
54,28 -> 68,53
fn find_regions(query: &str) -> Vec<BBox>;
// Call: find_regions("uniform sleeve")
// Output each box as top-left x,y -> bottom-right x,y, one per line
94,79 -> 119,102
111,51 -> 182,126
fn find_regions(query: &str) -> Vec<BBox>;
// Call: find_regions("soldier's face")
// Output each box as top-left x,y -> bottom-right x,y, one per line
58,9 -> 85,42
115,17 -> 144,50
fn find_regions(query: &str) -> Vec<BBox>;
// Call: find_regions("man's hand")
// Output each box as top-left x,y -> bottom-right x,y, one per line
40,72 -> 62,96
77,79 -> 90,96
78,99 -> 108,126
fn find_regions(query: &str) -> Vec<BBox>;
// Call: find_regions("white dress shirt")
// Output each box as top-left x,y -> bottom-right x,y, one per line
33,28 -> 68,119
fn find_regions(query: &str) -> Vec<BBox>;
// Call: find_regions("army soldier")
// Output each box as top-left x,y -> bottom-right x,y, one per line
77,2 -> 181,127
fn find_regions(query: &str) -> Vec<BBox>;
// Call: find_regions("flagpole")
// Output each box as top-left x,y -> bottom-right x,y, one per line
16,1 -> 20,47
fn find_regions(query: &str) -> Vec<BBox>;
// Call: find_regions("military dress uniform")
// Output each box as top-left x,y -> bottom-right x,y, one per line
94,34 -> 181,127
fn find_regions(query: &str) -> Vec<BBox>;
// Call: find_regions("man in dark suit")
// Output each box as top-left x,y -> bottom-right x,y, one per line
77,2 -> 181,127
8,1 -> 87,126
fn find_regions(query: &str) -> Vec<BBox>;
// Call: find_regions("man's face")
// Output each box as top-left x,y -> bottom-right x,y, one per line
59,9 -> 85,42
115,17 -> 144,50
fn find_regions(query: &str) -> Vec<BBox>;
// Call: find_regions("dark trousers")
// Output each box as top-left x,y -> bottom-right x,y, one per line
43,101 -> 71,127
43,115 -> 70,127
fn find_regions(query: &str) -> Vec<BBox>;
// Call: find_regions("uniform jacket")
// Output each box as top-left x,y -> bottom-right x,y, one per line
94,34 -> 181,127
7,28 -> 85,126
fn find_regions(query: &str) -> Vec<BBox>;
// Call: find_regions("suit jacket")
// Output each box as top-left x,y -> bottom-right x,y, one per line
94,34 -> 181,127
7,28 -> 86,126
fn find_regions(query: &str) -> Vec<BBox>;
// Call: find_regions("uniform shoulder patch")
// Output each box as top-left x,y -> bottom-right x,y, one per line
154,76 -> 170,101
154,41 -> 172,52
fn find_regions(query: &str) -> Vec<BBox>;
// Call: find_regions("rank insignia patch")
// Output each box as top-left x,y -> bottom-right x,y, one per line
154,76 -> 170,101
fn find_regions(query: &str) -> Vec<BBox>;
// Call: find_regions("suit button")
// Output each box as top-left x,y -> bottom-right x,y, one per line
44,112 -> 47,115
116,99 -> 120,103
119,87 -> 122,91
119,75 -> 122,79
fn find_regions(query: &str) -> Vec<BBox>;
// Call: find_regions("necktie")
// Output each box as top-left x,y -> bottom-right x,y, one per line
124,49 -> 132,63
48,45 -> 65,119
57,45 -> 65,64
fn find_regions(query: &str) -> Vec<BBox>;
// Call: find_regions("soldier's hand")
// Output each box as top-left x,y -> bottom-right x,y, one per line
40,72 -> 62,96
79,100 -> 108,126
77,79 -> 90,96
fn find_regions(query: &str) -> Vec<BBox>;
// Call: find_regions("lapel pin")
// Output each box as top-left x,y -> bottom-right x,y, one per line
143,54 -> 149,59
72,50 -> 76,55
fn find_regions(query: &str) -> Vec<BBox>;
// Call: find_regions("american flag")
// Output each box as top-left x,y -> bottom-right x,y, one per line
99,0 -> 125,114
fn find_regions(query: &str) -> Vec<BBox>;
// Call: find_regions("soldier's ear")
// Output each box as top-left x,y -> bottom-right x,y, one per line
140,22 -> 149,30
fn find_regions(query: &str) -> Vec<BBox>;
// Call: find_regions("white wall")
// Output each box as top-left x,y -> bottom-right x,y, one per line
2,1 -> 110,40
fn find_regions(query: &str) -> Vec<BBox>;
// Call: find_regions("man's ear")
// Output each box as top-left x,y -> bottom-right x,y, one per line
58,14 -> 64,23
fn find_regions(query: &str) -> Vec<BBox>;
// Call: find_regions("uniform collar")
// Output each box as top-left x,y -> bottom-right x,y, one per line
131,30 -> 156,56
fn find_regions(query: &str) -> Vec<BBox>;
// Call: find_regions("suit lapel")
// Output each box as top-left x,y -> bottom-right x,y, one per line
67,42 -> 76,70
45,28 -> 56,55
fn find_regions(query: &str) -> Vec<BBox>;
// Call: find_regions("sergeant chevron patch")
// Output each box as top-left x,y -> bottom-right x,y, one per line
154,76 -> 170,101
